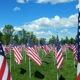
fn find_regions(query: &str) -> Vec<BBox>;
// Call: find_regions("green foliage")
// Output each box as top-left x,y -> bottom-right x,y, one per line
40,38 -> 46,44
2,24 -> 14,44
0,31 -> 3,42
6,49 -> 77,80
48,35 -> 56,44
0,24 -> 77,44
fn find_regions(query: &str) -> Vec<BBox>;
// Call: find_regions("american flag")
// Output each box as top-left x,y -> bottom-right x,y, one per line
12,46 -> 23,64
77,2 -> 80,80
0,42 -> 12,80
55,35 -> 64,71
73,44 -> 78,63
11,41 -> 23,64
26,36 -> 42,66
2,44 -> 10,55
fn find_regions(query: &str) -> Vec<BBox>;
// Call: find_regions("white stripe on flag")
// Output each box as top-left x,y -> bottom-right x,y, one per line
77,63 -> 80,76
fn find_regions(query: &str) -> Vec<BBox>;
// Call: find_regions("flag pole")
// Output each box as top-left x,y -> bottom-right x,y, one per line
24,41 -> 26,62
28,33 -> 31,78
54,52 -> 55,66
66,48 -> 68,60
38,38 -> 40,56
74,57 -> 75,68
10,43 -> 11,72
29,57 -> 31,78
57,71 -> 59,80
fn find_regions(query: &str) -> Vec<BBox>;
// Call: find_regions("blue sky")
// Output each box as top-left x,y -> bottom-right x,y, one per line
0,0 -> 79,41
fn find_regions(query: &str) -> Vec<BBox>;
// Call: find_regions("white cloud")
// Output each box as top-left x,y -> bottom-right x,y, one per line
61,29 -> 69,33
14,27 -> 22,31
26,0 -> 30,3
36,0 -> 74,4
76,4 -> 79,9
22,13 -> 78,31
60,29 -> 72,34
0,28 -> 3,32
76,4 -> 80,11
4,13 -> 77,41
17,0 -> 25,3
13,7 -> 21,11
34,30 -> 54,41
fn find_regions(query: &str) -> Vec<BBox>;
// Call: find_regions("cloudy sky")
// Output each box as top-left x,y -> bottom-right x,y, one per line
0,0 -> 79,41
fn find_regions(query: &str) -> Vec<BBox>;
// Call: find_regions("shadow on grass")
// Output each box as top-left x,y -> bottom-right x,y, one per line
59,75 -> 65,80
6,57 -> 10,59
34,70 -> 45,79
75,64 -> 77,68
42,61 -> 49,64
20,68 -> 26,75
47,56 -> 52,58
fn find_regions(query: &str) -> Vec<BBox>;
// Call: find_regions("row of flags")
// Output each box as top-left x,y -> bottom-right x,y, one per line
0,1 -> 79,80
0,33 -> 79,79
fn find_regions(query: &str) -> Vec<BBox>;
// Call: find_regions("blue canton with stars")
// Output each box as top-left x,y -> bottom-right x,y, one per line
78,12 -> 80,62
0,42 -> 5,57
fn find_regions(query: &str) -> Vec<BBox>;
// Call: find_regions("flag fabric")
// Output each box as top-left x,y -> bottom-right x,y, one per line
73,44 -> 78,63
11,40 -> 23,64
77,4 -> 80,80
61,44 -> 67,53
41,45 -> 49,56
12,46 -> 23,64
40,41 -> 50,55
55,35 -> 64,71
0,42 -> 12,80
2,44 -> 10,55
26,36 -> 42,66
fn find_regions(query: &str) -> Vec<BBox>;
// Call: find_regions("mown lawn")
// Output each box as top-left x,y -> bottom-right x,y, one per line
6,49 -> 77,80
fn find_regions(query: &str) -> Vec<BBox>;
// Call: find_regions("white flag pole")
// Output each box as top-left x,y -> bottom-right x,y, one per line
74,57 -> 75,68
57,71 -> 59,80
38,38 -> 40,56
66,49 -> 68,60
10,44 -> 11,72
29,57 -> 31,78
25,46 -> 26,62
28,32 -> 31,78
53,53 -> 55,66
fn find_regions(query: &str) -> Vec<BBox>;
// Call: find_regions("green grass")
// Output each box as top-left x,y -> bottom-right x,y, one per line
6,49 -> 77,80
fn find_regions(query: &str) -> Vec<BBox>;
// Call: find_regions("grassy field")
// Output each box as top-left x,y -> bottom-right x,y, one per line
6,49 -> 77,80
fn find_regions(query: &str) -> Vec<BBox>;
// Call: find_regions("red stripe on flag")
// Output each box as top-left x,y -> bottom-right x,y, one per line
77,73 -> 80,80
0,57 -> 6,80
7,70 -> 11,80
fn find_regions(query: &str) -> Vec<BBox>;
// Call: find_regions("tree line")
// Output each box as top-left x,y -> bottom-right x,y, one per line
0,24 -> 77,45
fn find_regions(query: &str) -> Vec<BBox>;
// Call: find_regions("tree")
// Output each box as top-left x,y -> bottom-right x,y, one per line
74,35 -> 77,43
65,37 -> 69,43
30,32 -> 38,44
18,29 -> 27,44
2,24 -> 14,44
14,34 -> 19,44
69,37 -> 74,44
0,31 -> 3,42
60,38 -> 66,44
40,38 -> 46,45
48,35 -> 56,44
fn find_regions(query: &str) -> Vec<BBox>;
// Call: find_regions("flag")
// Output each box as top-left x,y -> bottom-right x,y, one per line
0,42 -> 12,80
77,3 -> 80,80
40,41 -> 50,55
11,40 -> 23,64
72,44 -> 78,63
55,35 -> 64,71
26,36 -> 42,66
12,46 -> 23,64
